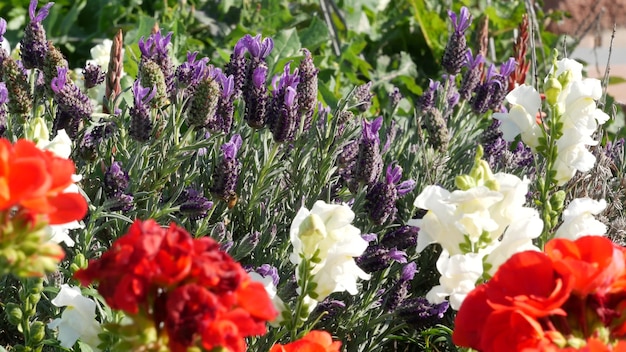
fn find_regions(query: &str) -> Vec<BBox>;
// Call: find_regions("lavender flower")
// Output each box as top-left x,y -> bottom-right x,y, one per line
380,225 -> 420,251
187,75 -> 219,128
224,38 -> 248,99
78,121 -> 116,160
269,62 -> 300,142
481,119 -> 508,168
488,58 -> 516,110
389,86 -> 403,109
511,141 -> 534,168
470,59 -> 516,113
297,48 -> 319,132
178,188 -> 213,220
129,80 -> 156,142
254,264 -> 280,287
104,161 -> 135,212
338,140 -> 359,190
138,31 -> 175,97
2,57 -> 32,115
20,0 -> 54,69
424,108 -> 449,152
210,134 -> 243,202
418,79 -> 440,112
395,297 -> 449,330
0,18 -> 8,66
139,59 -> 168,108
353,81 -> 374,112
243,34 -> 274,60
365,164 -> 416,224
459,49 -> 484,101
43,42 -> 70,98
50,67 -> 93,138
354,117 -> 384,186
356,244 -> 407,273
244,65 -> 269,129
384,262 -> 418,311
214,72 -> 236,134
312,299 -> 346,323
442,6 -> 471,75
83,63 -> 105,89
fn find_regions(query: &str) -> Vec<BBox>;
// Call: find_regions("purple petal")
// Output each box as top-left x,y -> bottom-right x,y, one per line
284,86 -> 297,107
456,7 -> 472,32
401,262 -> 418,281
0,82 -> 8,104
385,164 -> 403,185
0,18 -> 6,38
397,180 -> 416,197
388,249 -> 407,263
465,49 -> 484,69
260,37 -> 274,58
245,34 -> 261,58
186,51 -> 199,63
221,74 -> 235,98
50,66 -> 67,93
499,57 -> 517,77
234,36 -> 248,57
252,66 -> 267,88
362,233 -> 377,242
221,134 -> 243,158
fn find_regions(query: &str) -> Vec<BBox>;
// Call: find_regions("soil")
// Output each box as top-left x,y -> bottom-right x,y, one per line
543,0 -> 626,37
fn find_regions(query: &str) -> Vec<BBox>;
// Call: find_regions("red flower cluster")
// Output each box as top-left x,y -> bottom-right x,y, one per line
74,219 -> 278,352
453,236 -> 626,351
270,330 -> 342,352
0,138 -> 87,224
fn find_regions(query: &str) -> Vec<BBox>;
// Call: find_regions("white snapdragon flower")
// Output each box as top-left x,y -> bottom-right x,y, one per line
48,285 -> 101,351
248,272 -> 286,325
493,85 -> 543,150
426,250 -> 485,310
555,198 -> 607,240
290,201 -> 370,301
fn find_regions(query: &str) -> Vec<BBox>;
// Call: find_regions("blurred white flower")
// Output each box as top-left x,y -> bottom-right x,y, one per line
555,198 -> 607,240
426,250 -> 485,310
48,285 -> 101,351
290,201 -> 370,300
493,85 -> 543,150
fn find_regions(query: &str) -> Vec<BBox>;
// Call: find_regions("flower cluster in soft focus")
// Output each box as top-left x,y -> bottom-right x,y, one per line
453,236 -> 626,351
408,146 -> 543,309
74,219 -> 278,352
494,57 -> 610,185
270,330 -> 342,352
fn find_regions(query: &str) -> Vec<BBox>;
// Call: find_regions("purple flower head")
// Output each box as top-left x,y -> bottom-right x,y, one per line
252,66 -> 267,88
448,6 -> 472,34
138,31 -> 172,59
401,262 -> 418,282
485,63 -> 499,82
0,82 -> 7,104
499,57 -> 517,77
29,0 -> 54,23
221,134 -> 243,159
388,249 -> 407,263
217,73 -> 235,98
272,62 -> 300,93
50,66 -> 68,94
178,188 -> 213,220
362,116 -> 383,143
243,34 -> 274,59
465,49 -> 484,69
132,80 -> 156,106
255,264 -> 280,287
386,164 -> 403,185
104,161 -> 130,197
233,37 -> 248,57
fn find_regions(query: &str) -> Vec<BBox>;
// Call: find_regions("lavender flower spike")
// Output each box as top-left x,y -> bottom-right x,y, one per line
211,134 -> 243,202
354,116 -> 384,186
448,6 -> 472,34
221,134 -> 243,159
459,49 -> 484,101
244,34 -> 274,59
20,0 -> 54,69
442,6 -> 472,74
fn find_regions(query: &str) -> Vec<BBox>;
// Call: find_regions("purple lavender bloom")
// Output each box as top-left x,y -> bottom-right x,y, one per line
214,72 -> 236,134
511,141 -> 534,168
459,49 -> 484,101
606,138 -> 625,162
396,297 -> 450,330
480,119 -> 508,168
175,51 -> 210,91
178,188 -> 214,220
269,62 -> 300,142
313,299 -> 346,323
224,37 -> 248,99
357,244 -> 407,273
443,74 -> 460,110
244,65 -> 269,129
353,81 -> 374,112
354,117 -> 384,186
254,264 -> 280,287
50,67 -> 94,139
139,31 -> 175,97
488,58 -> 516,110
242,34 -> 274,59
83,63 -> 105,89
104,161 -> 130,197
389,86 -> 403,109
211,134 -> 243,202
401,262 -> 418,281
129,80 -> 156,142
362,233 -> 378,243
380,225 -> 419,251
442,6 -> 472,75
0,18 -> 8,65
365,164 -> 415,225
418,79 -> 440,112
20,0 -> 54,69
297,49 -> 319,133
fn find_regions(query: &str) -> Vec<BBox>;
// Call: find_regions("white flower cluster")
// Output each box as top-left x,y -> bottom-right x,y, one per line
494,58 -> 609,185
290,201 -> 370,303
408,152 -> 543,310
48,285 -> 101,351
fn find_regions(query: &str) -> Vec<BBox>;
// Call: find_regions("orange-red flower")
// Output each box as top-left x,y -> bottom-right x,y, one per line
270,330 -> 342,352
0,138 -> 86,224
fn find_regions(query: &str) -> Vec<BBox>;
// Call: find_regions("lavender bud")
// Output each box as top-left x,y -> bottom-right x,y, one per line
43,43 -> 70,98
139,59 -> 168,108
354,117 -> 383,185
442,6 -> 471,75
511,141 -> 534,168
481,119 -> 508,168
178,188 -> 213,220
20,0 -> 54,70
210,134 -> 243,202
459,50 -> 484,101
139,31 -> 175,98
312,299 -> 346,323
357,244 -> 407,273
224,37 -> 248,99
110,192 -> 134,212
244,66 -> 269,129
215,73 -> 236,134
2,57 -> 32,115
395,297 -> 449,330
353,81 -> 374,112
104,161 -> 130,196
380,225 -> 419,251
188,77 -> 220,128
297,48 -> 319,132
418,80 -> 440,113
129,80 -> 155,142
83,63 -> 106,89
365,181 -> 398,225
269,63 -> 300,142
50,67 -> 94,139
488,58 -> 516,110
423,108 -> 449,152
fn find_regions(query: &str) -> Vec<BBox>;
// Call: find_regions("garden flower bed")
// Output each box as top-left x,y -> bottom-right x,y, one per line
0,0 -> 625,351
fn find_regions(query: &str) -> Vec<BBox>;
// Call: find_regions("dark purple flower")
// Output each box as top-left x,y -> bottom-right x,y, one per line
211,134 -> 243,202
481,119 -> 508,168
50,67 -> 94,139
511,141 -> 534,168
175,51 -> 210,90
20,0 -> 53,69
242,34 -> 274,59
139,31 -> 175,97
442,6 -> 471,75
213,72 -> 236,133
395,297 -> 449,330
459,49 -> 484,101
365,164 -> 415,225
313,299 -> 346,323
129,80 -> 155,142
418,79 -> 440,112
178,188 -> 213,220
357,244 -> 407,273
269,62 -> 300,143
244,65 -> 269,129
487,58 -> 516,110
384,262 -> 418,312
297,49 -> 319,132
104,161 -> 130,197
224,37 -> 248,99
354,117 -> 383,186
380,225 -> 419,251
83,63 -> 105,89
353,81 -> 374,112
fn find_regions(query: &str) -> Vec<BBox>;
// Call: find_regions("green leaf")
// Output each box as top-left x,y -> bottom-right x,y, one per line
299,16 -> 329,51
268,28 -> 301,72
59,0 -> 87,38
319,81 -> 339,110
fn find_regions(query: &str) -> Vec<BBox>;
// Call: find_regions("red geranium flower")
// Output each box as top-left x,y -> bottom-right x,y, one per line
270,330 -> 342,352
0,138 -> 86,224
